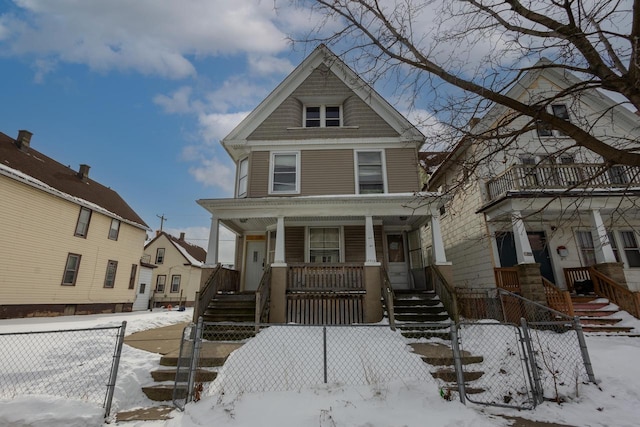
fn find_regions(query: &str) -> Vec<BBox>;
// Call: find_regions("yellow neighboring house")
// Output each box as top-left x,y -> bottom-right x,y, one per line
144,231 -> 207,308
0,130 -> 149,318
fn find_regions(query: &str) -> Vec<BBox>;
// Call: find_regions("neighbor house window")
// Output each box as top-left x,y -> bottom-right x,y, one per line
575,230 -> 596,266
108,219 -> 121,240
156,275 -> 166,293
128,264 -> 137,289
304,105 -> 341,127
237,157 -> 249,198
535,104 -> 570,137
551,104 -> 570,121
104,260 -> 118,288
170,275 -> 181,293
62,253 -> 82,286
309,227 -> 341,263
620,231 -> 640,267
356,151 -> 386,194
609,165 -> 629,185
536,121 -> 553,137
75,207 -> 92,237
270,152 -> 299,194
155,248 -> 165,264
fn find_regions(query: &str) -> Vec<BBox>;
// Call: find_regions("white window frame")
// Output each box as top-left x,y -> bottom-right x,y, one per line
303,105 -> 342,128
536,103 -> 571,138
237,157 -> 249,198
619,230 -> 640,268
305,226 -> 344,263
170,275 -> 181,293
269,151 -> 300,195
575,230 -> 596,266
354,149 -> 388,194
108,218 -> 120,240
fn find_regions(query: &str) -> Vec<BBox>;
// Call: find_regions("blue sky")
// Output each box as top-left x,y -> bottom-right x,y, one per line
0,1 -> 328,257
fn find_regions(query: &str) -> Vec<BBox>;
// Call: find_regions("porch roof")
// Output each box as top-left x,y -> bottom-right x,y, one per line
197,192 -> 445,234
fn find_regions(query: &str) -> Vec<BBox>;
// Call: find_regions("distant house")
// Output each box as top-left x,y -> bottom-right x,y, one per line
143,231 -> 207,308
0,130 -> 149,318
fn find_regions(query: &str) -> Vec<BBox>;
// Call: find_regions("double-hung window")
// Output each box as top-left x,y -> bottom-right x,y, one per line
104,260 -> 118,288
170,275 -> 181,293
155,248 -> 165,264
108,219 -> 120,240
304,105 -> 341,127
237,158 -> 249,198
309,227 -> 341,263
62,253 -> 81,286
536,103 -> 570,137
620,231 -> 640,267
156,275 -> 166,293
356,150 -> 386,194
575,230 -> 596,266
75,207 -> 92,237
270,152 -> 299,194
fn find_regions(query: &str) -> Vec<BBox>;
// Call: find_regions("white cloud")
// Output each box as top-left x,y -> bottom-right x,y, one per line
247,54 -> 295,76
153,86 -> 197,115
198,111 -> 249,143
188,156 -> 235,192
163,225 -> 236,264
2,0 -> 297,79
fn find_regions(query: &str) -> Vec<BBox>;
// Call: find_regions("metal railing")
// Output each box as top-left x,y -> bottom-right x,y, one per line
0,322 -> 127,419
486,163 -> 640,201
193,264 -> 240,322
591,268 -> 640,318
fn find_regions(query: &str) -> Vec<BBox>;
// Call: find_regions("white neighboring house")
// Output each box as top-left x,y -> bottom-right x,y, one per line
143,231 -> 207,308
423,60 -> 640,306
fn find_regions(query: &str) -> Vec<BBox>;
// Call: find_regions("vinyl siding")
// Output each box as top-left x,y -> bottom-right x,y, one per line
301,150 -> 354,195
248,151 -> 270,197
0,175 -> 145,306
248,65 -> 399,140
285,227 -> 305,263
386,147 -> 421,193
344,225 -> 384,262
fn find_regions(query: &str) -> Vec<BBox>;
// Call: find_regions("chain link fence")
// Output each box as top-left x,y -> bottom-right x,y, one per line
0,322 -> 126,418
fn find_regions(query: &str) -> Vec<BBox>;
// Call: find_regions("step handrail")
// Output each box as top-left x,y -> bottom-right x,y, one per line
542,277 -> 574,317
429,265 -> 460,323
380,267 -> 396,331
590,268 -> 640,318
255,266 -> 272,326
193,265 -> 240,322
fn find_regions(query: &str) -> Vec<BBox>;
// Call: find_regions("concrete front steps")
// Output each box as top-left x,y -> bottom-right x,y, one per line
142,342 -> 243,402
571,295 -> 633,333
389,290 -> 452,340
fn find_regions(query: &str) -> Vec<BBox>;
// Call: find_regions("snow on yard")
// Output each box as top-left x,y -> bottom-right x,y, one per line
1,308 -> 640,426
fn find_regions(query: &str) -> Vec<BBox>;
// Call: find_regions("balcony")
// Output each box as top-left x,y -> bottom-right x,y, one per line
486,163 -> 640,202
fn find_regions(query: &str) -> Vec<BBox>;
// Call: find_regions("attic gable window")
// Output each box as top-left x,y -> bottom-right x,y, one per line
304,105 -> 342,127
536,103 -> 570,138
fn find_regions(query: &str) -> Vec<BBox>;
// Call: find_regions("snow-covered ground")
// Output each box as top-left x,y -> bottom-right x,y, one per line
1,308 -> 639,427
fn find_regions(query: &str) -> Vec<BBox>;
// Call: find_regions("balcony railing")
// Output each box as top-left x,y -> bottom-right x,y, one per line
486,163 -> 640,201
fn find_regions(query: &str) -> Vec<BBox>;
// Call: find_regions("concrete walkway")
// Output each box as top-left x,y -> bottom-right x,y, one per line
124,322 -> 189,354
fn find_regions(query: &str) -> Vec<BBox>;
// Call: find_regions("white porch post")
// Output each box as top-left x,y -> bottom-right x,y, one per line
430,210 -> 448,264
590,209 -> 617,263
205,216 -> 219,266
364,215 -> 379,265
511,211 -> 536,264
273,216 -> 286,266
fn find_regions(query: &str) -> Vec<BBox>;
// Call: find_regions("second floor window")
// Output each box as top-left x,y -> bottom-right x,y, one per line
155,248 -> 165,264
356,151 -> 385,194
270,152 -> 299,194
108,219 -> 120,240
156,275 -> 166,293
75,207 -> 92,237
170,275 -> 181,293
304,105 -> 341,127
237,157 -> 248,198
104,260 -> 118,288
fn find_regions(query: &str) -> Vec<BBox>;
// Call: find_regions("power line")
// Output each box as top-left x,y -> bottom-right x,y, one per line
156,214 -> 168,231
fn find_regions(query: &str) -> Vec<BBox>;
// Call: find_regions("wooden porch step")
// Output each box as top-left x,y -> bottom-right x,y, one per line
581,325 -> 634,333
573,302 -> 609,310
202,313 -> 254,323
151,368 -> 217,382
395,313 -> 450,322
393,305 -> 445,314
574,309 -> 618,317
579,317 -> 624,326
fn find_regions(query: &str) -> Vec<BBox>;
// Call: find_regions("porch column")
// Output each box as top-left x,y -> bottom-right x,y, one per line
205,216 -> 219,266
273,216 -> 286,266
364,215 -> 379,265
589,209 -> 617,263
430,210 -> 448,264
511,211 -> 535,264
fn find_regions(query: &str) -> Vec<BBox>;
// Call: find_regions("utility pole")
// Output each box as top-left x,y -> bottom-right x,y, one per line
156,214 -> 168,231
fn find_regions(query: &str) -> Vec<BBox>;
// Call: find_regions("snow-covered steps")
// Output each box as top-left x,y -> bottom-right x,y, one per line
388,290 -> 452,338
571,295 -> 634,334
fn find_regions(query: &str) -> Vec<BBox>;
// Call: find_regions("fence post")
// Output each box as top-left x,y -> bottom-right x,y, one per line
323,326 -> 328,384
519,318 -> 543,406
573,317 -> 597,383
104,321 -> 127,419
448,321 -> 466,404
186,317 -> 204,403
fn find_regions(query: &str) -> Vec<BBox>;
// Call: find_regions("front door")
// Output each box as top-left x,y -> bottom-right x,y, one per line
497,231 -> 555,284
244,240 -> 266,291
386,233 -> 409,289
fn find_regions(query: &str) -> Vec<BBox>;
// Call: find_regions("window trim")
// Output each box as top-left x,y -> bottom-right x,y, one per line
306,226 -> 344,263
103,260 -> 118,288
269,151 -> 300,195
74,207 -> 92,238
354,149 -> 388,194
170,275 -> 181,293
155,248 -> 165,264
575,230 -> 596,266
156,275 -> 166,293
237,157 -> 249,198
535,103 -> 571,138
108,218 -> 121,241
303,105 -> 342,128
61,253 -> 82,286
619,230 -> 640,268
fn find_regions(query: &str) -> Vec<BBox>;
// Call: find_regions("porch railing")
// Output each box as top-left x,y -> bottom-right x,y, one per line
486,163 -> 640,201
563,267 -> 591,293
429,265 -> 459,322
591,268 -> 640,318
494,267 -> 520,293
380,267 -> 396,330
287,263 -> 365,291
542,278 -> 574,317
255,266 -> 271,326
193,265 -> 240,322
